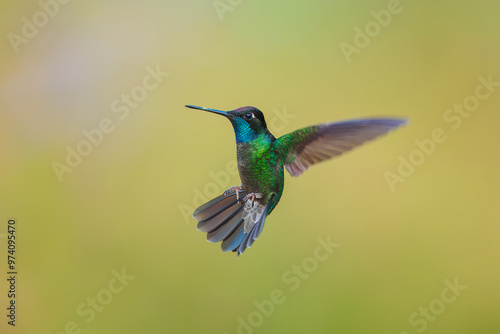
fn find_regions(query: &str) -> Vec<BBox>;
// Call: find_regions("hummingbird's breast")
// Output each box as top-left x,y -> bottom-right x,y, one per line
236,139 -> 284,204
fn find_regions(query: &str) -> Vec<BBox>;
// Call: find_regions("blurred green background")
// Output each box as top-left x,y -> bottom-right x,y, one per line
1,0 -> 499,333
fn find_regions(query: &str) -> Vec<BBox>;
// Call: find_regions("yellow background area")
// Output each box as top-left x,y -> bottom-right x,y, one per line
1,1 -> 499,333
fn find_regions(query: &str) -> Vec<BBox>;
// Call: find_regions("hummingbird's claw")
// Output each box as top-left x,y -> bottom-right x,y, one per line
242,193 -> 256,205
224,185 -> 244,201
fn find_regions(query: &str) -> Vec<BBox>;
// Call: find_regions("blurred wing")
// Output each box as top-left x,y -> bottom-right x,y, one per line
277,118 -> 407,177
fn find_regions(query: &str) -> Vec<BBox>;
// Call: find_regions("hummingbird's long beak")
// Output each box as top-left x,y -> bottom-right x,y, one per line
185,105 -> 229,117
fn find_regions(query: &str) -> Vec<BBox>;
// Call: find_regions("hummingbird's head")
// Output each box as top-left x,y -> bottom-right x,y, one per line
186,105 -> 272,143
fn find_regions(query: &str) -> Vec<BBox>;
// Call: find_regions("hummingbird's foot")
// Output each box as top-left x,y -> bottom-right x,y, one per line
242,192 -> 262,205
224,185 -> 244,201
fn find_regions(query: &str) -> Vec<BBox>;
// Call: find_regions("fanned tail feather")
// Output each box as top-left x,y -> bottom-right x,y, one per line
235,202 -> 269,256
193,190 -> 271,255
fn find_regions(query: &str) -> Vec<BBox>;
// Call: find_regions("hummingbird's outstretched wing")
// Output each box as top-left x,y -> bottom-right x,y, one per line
193,190 -> 272,256
276,118 -> 407,177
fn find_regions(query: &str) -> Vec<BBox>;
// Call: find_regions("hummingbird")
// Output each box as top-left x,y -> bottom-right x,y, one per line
186,105 -> 407,256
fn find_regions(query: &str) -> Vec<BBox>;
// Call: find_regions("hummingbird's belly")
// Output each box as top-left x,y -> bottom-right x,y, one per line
237,162 -> 283,204
236,140 -> 284,204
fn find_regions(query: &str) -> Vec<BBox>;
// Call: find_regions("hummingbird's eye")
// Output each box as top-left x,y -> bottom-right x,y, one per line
244,112 -> 253,120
